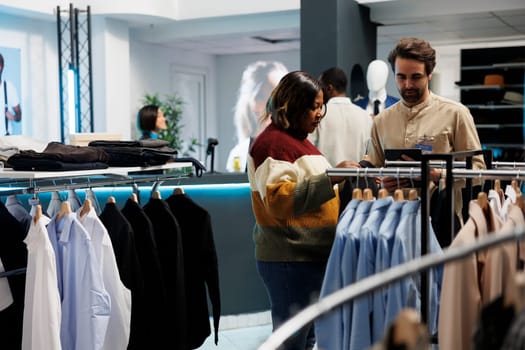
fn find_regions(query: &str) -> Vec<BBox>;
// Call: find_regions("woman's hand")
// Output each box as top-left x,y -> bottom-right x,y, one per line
329,160 -> 361,184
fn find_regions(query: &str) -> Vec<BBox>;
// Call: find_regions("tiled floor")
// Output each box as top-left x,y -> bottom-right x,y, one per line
197,311 -> 273,350
197,323 -> 273,350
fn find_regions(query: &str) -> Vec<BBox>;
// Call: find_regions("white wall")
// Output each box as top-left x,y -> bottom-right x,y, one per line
91,17 -> 132,139
129,40 -> 217,155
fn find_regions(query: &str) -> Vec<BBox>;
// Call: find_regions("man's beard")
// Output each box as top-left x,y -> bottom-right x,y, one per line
400,88 -> 423,104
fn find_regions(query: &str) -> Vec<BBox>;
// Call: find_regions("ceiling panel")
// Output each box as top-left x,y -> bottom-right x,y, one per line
139,2 -> 525,55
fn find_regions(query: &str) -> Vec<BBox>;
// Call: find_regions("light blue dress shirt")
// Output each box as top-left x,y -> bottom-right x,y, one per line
5,194 -> 32,232
315,199 -> 361,350
47,212 -> 111,350
350,197 -> 393,350
85,188 -> 102,216
372,200 -> 406,341
384,200 -> 443,336
47,191 -> 63,218
341,200 -> 374,350
67,189 -> 82,212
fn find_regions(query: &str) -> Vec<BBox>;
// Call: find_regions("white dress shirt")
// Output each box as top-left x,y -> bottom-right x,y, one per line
22,216 -> 61,350
77,207 -> 131,350
309,96 -> 373,166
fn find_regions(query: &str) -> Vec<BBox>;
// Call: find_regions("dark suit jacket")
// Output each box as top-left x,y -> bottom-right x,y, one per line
0,201 -> 28,349
121,199 -> 168,349
354,95 -> 399,111
165,193 -> 221,348
143,197 -> 188,350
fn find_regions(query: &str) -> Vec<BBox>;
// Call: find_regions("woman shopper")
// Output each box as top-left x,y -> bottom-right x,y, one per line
247,70 -> 357,350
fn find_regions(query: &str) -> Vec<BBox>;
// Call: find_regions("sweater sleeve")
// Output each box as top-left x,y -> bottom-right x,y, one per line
253,156 -> 336,219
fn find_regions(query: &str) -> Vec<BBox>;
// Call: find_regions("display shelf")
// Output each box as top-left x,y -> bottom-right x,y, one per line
462,62 -> 525,70
459,45 -> 525,161
458,84 -> 524,90
466,104 -> 524,110
0,161 -> 193,180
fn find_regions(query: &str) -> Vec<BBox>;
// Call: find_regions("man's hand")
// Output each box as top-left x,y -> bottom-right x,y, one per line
382,176 -> 411,193
5,110 -> 16,121
5,105 -> 21,121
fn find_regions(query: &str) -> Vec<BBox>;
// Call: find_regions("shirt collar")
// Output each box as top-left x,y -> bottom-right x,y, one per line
399,91 -> 435,115
327,96 -> 352,104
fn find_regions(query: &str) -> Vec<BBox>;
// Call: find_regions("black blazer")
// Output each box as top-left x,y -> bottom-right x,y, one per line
0,201 -> 28,349
165,193 -> 221,348
121,199 -> 168,349
143,197 -> 188,349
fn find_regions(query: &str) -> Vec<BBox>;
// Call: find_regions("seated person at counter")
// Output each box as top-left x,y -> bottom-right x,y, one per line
137,104 -> 167,140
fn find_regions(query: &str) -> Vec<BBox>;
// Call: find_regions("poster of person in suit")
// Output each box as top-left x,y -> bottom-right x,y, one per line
0,47 -> 22,136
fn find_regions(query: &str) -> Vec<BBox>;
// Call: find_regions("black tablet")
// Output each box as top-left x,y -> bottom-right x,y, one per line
384,148 -> 422,161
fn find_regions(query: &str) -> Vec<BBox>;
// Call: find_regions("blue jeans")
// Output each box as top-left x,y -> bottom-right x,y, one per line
257,261 -> 326,350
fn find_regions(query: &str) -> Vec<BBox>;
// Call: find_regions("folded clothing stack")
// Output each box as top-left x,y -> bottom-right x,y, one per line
7,142 -> 111,171
88,139 -> 178,167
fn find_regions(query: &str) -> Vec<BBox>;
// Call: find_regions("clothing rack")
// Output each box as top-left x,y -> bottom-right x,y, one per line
385,160 -> 525,169
258,224 -> 525,350
0,268 -> 26,278
0,161 -> 196,279
326,149 -> 525,334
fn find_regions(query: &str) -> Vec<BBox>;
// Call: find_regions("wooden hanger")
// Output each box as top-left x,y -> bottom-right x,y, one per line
151,190 -> 161,199
80,198 -> 92,217
477,191 -> 494,232
130,193 -> 138,203
378,188 -> 389,199
408,189 -> 418,201
494,179 -> 504,204
56,201 -> 71,221
511,179 -> 523,211
511,179 -> 520,194
107,196 -> 116,203
394,188 -> 405,201
363,188 -> 374,201
477,191 -> 489,211
352,188 -> 363,200
33,204 -> 42,224
173,187 -> 185,195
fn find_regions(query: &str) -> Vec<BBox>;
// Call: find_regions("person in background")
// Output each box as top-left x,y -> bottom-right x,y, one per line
248,70 -> 357,350
226,60 -> 288,172
363,37 -> 485,225
137,104 -> 167,140
309,67 -> 373,167
354,59 -> 399,118
0,53 -> 22,136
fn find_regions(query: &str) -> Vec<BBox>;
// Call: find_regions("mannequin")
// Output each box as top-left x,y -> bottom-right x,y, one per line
354,59 -> 399,118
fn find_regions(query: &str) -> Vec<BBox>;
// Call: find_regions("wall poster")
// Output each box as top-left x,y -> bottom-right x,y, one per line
0,46 -> 22,136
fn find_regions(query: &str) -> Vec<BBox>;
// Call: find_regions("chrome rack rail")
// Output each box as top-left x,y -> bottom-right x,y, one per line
0,162 -> 194,196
